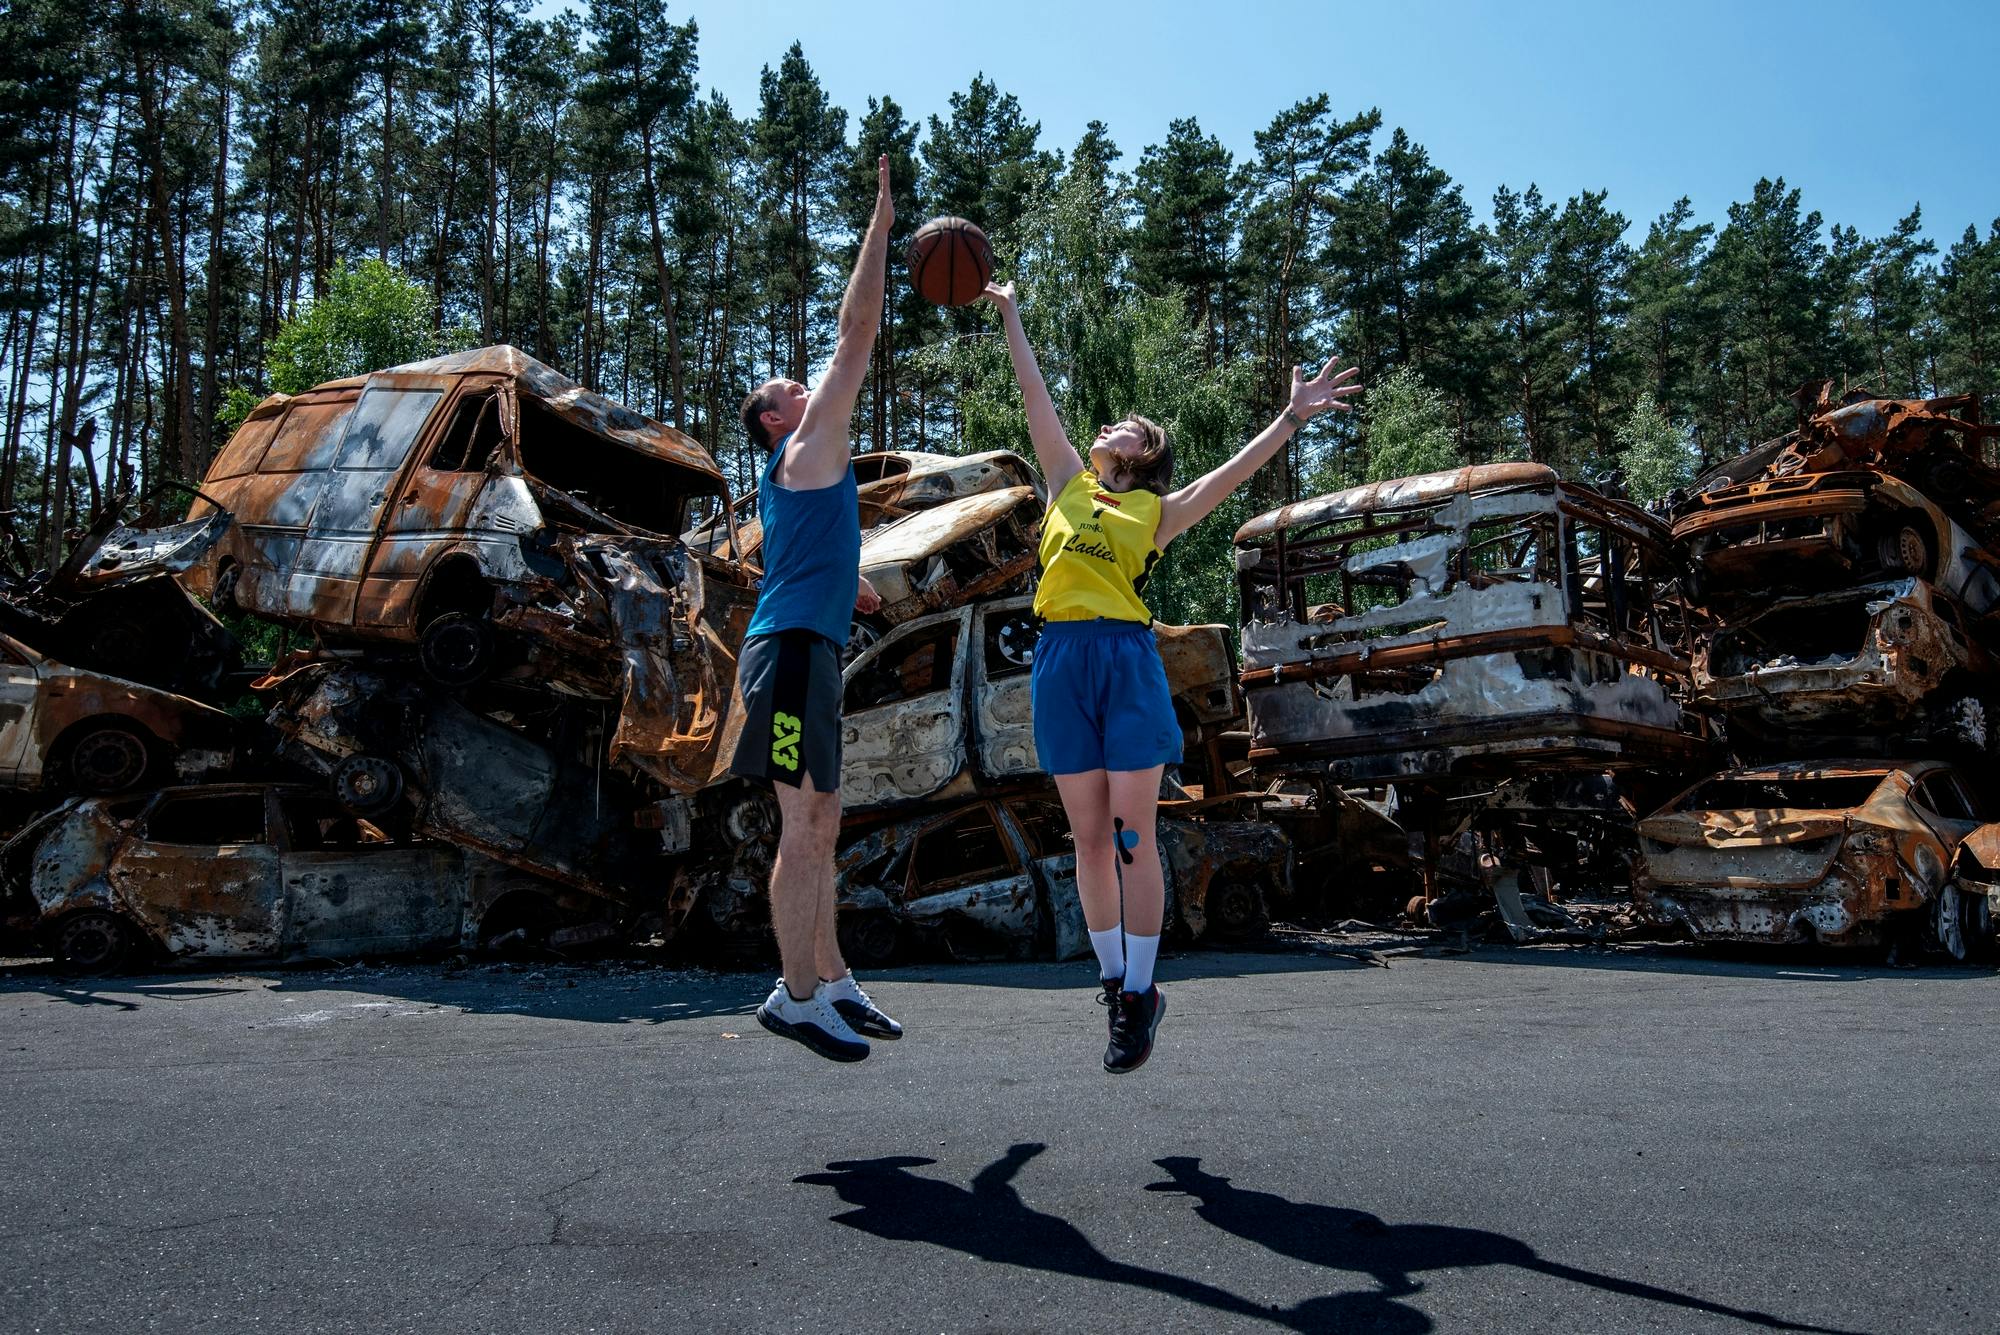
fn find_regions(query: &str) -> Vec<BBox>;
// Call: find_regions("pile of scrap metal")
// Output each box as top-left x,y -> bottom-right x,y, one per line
1637,384 -> 2000,956
2,346 -> 774,970
1231,463 -> 1713,938
688,585 -> 1291,962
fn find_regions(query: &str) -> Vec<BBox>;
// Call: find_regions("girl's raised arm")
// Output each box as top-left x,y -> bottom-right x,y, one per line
1154,356 -> 1361,547
980,282 -> 1085,496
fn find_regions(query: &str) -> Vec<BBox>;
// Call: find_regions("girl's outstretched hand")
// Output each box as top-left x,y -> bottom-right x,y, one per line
1290,356 -> 1362,420
980,280 -> 1016,315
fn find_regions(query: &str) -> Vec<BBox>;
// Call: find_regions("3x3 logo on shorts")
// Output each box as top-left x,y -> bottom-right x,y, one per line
771,711 -> 802,772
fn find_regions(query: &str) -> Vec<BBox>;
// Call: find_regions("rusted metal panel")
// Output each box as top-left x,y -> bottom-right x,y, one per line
858,486 -> 1042,623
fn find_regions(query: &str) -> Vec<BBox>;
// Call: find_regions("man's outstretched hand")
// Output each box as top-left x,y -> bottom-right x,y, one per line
875,155 -> 893,228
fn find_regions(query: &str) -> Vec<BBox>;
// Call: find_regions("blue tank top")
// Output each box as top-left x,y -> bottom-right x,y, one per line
744,432 -> 861,645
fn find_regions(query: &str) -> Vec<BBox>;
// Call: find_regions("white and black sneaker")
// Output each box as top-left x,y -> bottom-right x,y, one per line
756,981 -> 870,1062
822,972 -> 902,1040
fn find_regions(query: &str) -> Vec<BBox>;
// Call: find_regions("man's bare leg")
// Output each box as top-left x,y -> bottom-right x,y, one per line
813,845 -> 848,983
771,775 -> 842,1001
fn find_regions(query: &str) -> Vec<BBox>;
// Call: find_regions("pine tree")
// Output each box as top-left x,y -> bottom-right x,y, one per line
1132,117 -> 1234,366
1936,221 -> 2000,409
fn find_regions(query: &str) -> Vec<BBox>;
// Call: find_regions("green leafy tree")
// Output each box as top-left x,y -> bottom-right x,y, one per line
1616,392 -> 1696,505
1936,221 -> 2000,408
1359,364 -> 1457,484
266,258 -> 453,394
1132,117 -> 1235,364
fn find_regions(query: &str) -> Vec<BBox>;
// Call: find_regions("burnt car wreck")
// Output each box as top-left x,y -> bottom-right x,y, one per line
6,359 -> 1998,970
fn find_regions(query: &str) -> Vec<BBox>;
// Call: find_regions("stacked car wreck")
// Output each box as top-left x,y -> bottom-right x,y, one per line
0,347 -> 1294,972
1639,384 -> 2000,956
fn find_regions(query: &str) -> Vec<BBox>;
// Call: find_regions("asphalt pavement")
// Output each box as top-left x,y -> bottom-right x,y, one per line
2,946 -> 1995,1334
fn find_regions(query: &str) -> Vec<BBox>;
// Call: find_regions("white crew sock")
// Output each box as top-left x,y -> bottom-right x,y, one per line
1123,933 -> 1161,994
1088,926 -> 1126,982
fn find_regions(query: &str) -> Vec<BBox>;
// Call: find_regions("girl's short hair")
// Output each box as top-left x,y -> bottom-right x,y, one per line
1123,414 -> 1173,495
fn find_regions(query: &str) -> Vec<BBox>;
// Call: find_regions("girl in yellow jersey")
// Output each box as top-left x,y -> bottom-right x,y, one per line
981,279 -> 1361,1073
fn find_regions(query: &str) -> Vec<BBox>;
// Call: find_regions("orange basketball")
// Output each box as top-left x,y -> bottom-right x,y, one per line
908,216 -> 994,307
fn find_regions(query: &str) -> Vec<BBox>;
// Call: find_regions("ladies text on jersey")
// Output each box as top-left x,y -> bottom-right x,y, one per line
1033,470 -> 1160,624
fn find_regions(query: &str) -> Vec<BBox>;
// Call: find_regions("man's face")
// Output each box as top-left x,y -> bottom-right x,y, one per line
759,379 -> 810,442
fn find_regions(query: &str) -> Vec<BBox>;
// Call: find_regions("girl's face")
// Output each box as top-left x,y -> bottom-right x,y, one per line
1087,420 -> 1151,492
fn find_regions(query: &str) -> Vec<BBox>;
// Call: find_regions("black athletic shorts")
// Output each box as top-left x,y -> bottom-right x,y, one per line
729,629 -> 843,791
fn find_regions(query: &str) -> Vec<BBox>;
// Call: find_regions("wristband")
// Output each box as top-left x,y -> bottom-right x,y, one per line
1284,407 -> 1307,431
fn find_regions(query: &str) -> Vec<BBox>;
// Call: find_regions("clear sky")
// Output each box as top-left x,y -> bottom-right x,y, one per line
541,0 -> 1998,246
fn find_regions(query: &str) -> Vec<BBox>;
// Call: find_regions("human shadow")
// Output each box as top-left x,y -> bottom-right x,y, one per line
1145,1157 -> 1862,1335
795,1144 -> 1428,1332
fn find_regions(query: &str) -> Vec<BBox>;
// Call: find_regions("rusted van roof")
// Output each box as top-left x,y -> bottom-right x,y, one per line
1233,463 -> 1558,545
383,345 -> 723,481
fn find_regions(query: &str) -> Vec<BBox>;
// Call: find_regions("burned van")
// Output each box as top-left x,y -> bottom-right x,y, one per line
182,345 -> 757,792
1234,464 -> 1710,784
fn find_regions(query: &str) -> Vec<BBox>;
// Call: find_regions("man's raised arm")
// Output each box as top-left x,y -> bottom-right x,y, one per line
784,155 -> 893,489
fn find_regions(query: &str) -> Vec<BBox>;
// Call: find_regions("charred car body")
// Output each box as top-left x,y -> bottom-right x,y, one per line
825,792 -> 1289,966
837,594 -> 1240,814
1234,464 -> 1711,785
1673,385 -> 2000,610
1635,760 -> 1988,948
182,345 -> 757,793
2,783 -> 615,972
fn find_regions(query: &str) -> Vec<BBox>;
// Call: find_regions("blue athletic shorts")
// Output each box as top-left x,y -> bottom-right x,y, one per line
1031,618 -> 1184,775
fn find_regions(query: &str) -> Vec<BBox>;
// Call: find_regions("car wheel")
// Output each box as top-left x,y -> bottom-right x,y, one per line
66,724 -> 151,794
841,619 -> 881,668
1205,871 -> 1268,940
837,908 -> 900,969
211,563 -> 242,616
418,612 -> 494,688
51,911 -> 141,974
332,754 -> 405,818
1877,520 -> 1934,579
1931,882 -> 1997,964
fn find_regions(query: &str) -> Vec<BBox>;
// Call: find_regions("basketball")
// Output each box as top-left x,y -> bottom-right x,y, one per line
908,216 -> 994,306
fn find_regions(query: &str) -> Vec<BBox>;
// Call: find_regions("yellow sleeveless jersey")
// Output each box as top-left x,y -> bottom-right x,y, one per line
1033,469 -> 1162,624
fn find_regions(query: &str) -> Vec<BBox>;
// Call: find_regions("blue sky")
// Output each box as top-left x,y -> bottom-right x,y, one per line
539,0 -> 1998,246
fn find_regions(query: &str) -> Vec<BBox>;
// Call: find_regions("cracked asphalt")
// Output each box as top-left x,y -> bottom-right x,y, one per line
2,947 -> 1996,1334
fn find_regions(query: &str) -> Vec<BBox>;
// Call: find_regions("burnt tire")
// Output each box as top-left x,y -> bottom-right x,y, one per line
50,911 -> 143,974
1876,519 -> 1936,580
418,612 -> 495,688
1205,870 -> 1269,940
837,908 -> 900,969
1930,882 -> 1997,964
210,562 -> 242,617
332,754 -> 405,818
64,723 -> 152,795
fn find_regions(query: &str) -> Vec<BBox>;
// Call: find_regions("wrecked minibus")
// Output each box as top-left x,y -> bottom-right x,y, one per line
181,345 -> 757,793
1233,464 -> 1710,785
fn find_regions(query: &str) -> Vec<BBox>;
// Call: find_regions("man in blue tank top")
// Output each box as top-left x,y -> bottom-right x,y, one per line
730,155 -> 901,1063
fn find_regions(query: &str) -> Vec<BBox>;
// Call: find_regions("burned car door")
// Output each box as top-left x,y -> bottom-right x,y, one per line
276,789 -> 462,958
898,802 -> 1044,958
286,374 -> 449,623
839,606 -> 970,812
972,601 -> 1040,782
355,380 -> 516,629
1906,771 -> 1986,894
111,789 -> 286,957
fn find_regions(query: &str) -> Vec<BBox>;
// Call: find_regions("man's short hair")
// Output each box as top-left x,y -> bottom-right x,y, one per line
740,383 -> 777,452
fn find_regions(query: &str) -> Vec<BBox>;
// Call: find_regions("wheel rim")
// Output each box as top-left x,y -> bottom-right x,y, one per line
334,755 -> 404,816
1210,880 -> 1261,933
55,913 -> 127,971
71,729 -> 147,793
1892,526 -> 1927,573
420,616 -> 492,685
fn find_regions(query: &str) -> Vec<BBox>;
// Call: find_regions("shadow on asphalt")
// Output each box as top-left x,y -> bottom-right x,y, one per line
796,1145 -> 1863,1334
